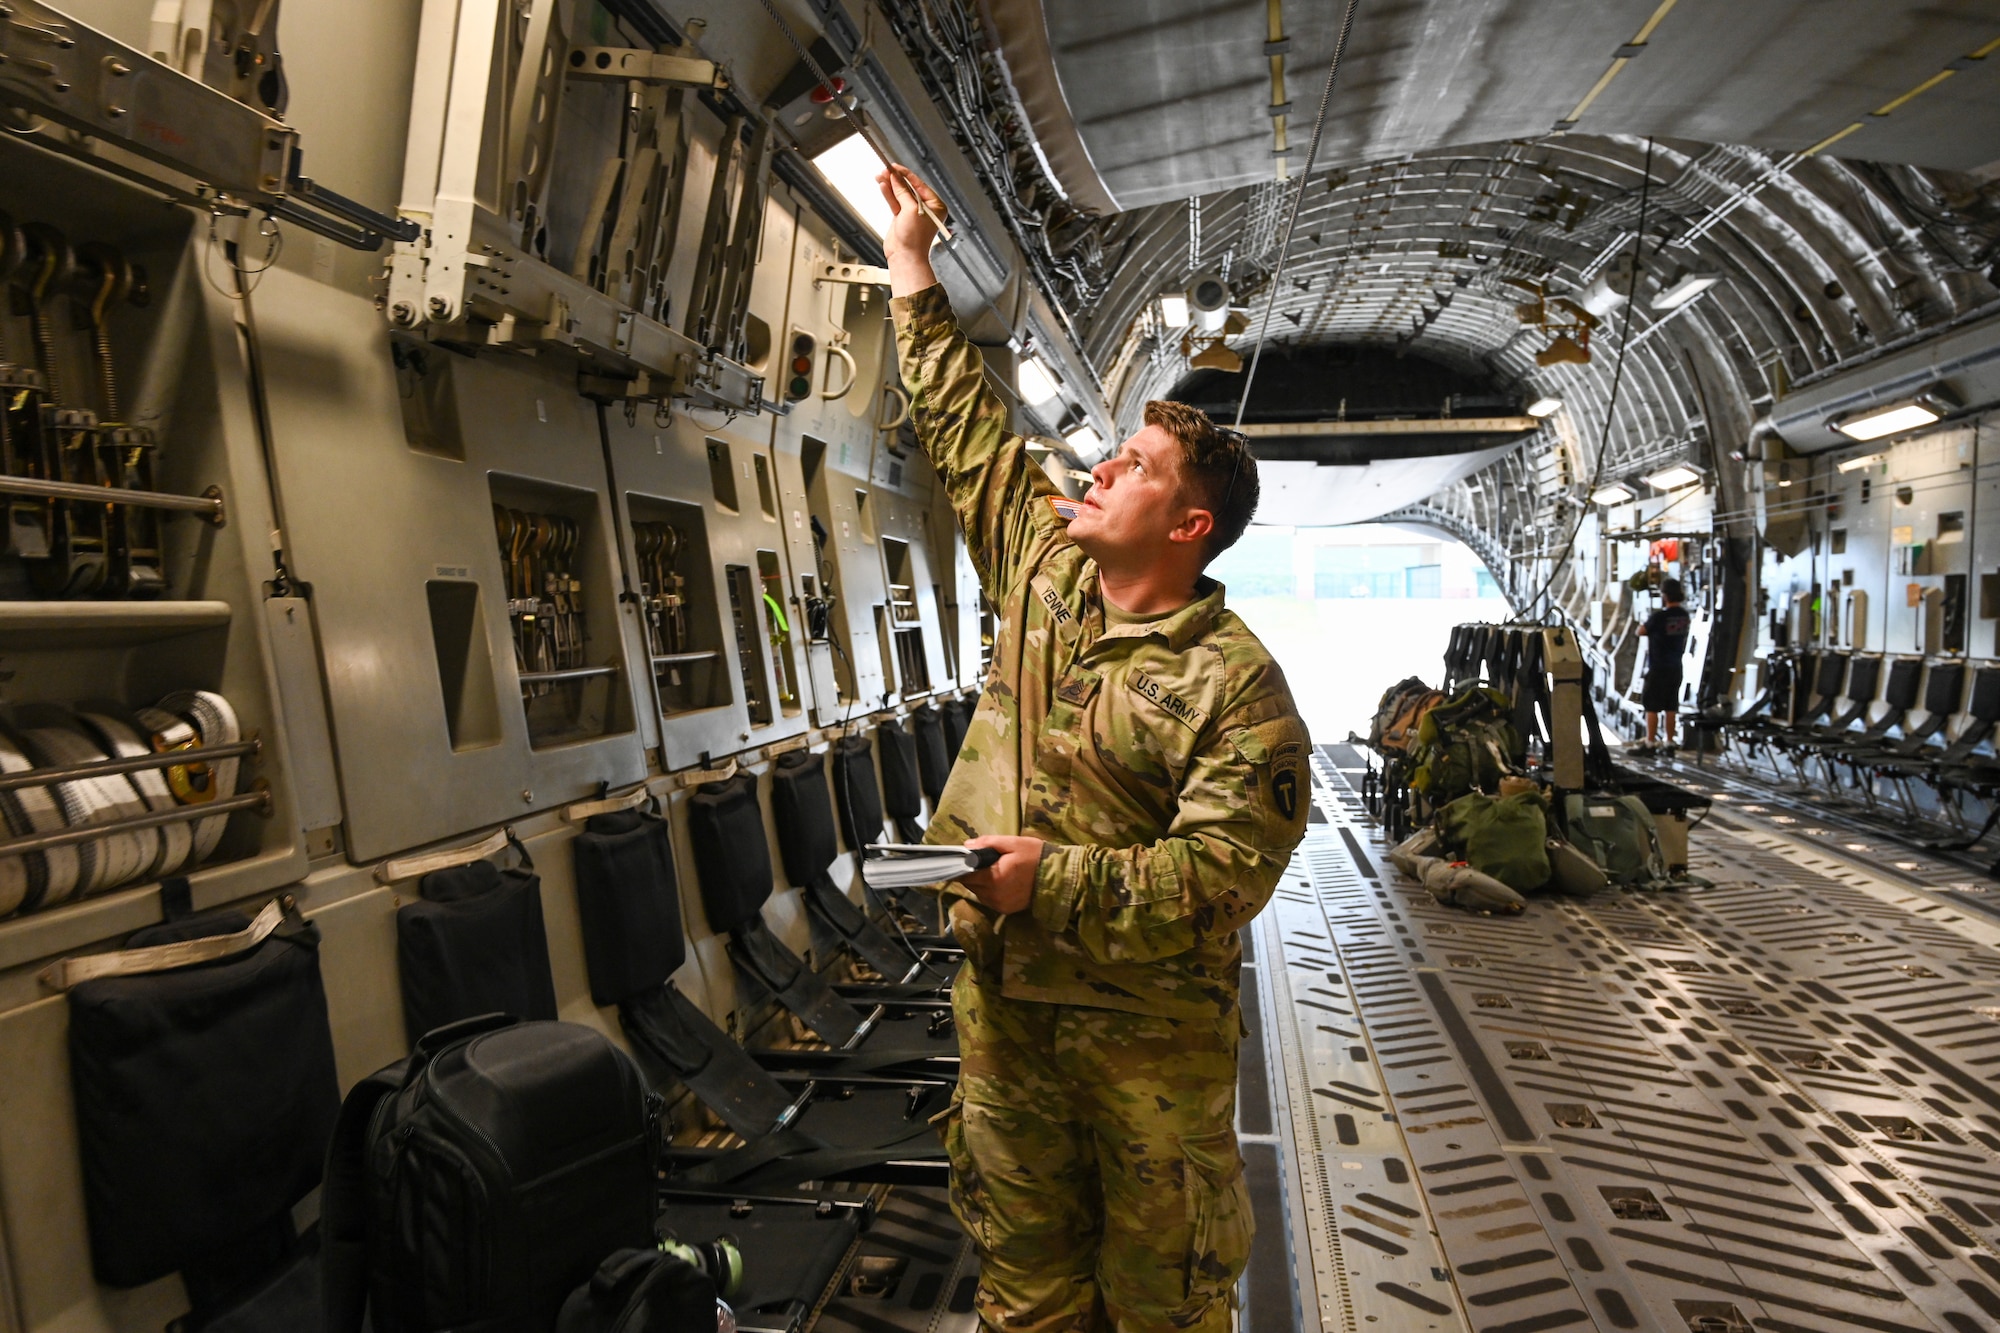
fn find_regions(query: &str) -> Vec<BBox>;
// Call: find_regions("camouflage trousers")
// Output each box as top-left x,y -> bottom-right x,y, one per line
934,969 -> 1251,1332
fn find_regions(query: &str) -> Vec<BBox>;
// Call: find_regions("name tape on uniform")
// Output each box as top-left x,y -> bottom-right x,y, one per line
1128,669 -> 1209,732
1029,573 -> 1075,629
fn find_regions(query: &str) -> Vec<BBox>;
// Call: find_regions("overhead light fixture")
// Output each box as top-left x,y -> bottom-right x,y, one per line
1158,294 -> 1190,328
1577,274 -> 1628,319
1832,385 -> 1959,442
1644,464 -> 1702,491
1836,450 -> 1888,474
1016,355 -> 1062,406
1651,272 -> 1721,310
1591,481 -> 1636,505
809,134 -> 894,238
1526,396 -> 1562,418
1836,404 -> 1938,440
1188,272 -> 1233,333
1063,424 -> 1103,452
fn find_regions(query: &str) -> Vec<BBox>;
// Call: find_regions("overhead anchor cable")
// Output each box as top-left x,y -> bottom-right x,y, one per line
1510,135 -> 1658,626
1233,0 -> 1362,431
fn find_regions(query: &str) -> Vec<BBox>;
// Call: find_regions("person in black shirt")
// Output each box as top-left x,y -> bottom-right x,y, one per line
1635,577 -> 1692,755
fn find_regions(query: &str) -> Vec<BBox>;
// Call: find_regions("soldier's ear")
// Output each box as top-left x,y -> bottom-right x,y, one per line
1168,508 -> 1215,546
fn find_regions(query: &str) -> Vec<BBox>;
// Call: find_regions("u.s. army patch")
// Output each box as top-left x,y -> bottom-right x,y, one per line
1128,669 -> 1209,732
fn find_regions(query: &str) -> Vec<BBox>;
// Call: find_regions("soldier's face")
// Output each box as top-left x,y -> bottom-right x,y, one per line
1070,426 -> 1206,559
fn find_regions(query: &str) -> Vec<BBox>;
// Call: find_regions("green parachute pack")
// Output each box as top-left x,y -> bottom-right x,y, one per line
1436,789 -> 1608,897
1437,790 -> 1549,892
1409,684 -> 1522,804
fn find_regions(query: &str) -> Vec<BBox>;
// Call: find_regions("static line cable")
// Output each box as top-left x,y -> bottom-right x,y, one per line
1234,0 -> 1361,430
1509,135 -> 1657,624
751,0 -> 1069,379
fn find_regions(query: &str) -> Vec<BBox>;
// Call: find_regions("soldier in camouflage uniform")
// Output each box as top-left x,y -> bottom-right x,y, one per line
878,166 -> 1310,1332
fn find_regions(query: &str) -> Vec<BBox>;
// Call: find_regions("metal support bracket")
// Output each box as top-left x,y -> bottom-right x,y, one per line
0,0 -> 293,196
1544,625 -> 1586,790
0,0 -> 422,251
815,261 -> 892,288
386,0 -> 760,411
564,46 -> 725,89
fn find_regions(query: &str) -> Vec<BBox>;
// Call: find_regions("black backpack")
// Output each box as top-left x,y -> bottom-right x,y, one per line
321,1016 -> 660,1333
556,1249 -> 717,1333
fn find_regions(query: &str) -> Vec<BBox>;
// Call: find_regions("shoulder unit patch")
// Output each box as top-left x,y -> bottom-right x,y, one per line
1273,768 -> 1300,820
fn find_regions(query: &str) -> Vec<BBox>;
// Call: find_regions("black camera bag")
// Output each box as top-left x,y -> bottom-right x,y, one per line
555,1249 -> 716,1333
321,1016 -> 659,1333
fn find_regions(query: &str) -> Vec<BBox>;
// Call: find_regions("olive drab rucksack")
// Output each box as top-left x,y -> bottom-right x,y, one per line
1409,685 -> 1522,803
1369,677 -> 1446,756
1560,793 -> 1670,888
1436,790 -> 1550,892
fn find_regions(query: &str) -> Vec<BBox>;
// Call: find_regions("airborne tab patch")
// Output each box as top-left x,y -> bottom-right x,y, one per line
1128,669 -> 1209,732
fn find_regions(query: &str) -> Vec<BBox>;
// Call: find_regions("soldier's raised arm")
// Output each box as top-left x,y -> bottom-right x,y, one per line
881,166 -> 1064,601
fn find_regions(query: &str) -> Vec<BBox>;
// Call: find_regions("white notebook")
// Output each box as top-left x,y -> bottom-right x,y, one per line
862,843 -> 1000,890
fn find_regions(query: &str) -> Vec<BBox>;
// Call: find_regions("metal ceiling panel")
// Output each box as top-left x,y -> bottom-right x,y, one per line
1040,0 -> 2000,208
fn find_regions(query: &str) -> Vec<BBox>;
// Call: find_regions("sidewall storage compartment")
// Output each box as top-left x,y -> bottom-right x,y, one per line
255,267 -> 647,860
0,140 -> 318,934
604,406 -> 812,769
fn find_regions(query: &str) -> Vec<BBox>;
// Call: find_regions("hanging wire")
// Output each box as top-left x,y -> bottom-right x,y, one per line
202,212 -> 283,300
1212,0 -> 1362,514
1508,135 -> 1658,624
1232,0 -> 1361,430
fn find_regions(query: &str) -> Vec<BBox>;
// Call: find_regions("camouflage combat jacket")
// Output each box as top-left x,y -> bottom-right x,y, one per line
892,283 -> 1311,1021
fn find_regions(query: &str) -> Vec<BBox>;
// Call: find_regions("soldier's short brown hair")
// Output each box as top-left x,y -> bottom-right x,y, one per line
1143,399 -> 1259,559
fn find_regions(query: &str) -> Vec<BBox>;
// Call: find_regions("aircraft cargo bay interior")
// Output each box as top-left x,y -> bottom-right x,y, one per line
0,2 -> 1998,1332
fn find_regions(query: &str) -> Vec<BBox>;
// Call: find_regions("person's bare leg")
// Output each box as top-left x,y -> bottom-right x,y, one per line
1646,710 -> 1659,746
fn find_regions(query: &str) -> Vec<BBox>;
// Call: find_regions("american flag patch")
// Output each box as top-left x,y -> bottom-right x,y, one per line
1048,495 -> 1081,521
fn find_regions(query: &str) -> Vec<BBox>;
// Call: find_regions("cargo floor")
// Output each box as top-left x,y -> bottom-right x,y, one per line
806,1186 -> 980,1333
1252,744 -> 2000,1333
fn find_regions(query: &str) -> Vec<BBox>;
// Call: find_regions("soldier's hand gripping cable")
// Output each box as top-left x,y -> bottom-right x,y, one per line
877,164 -> 1311,1333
